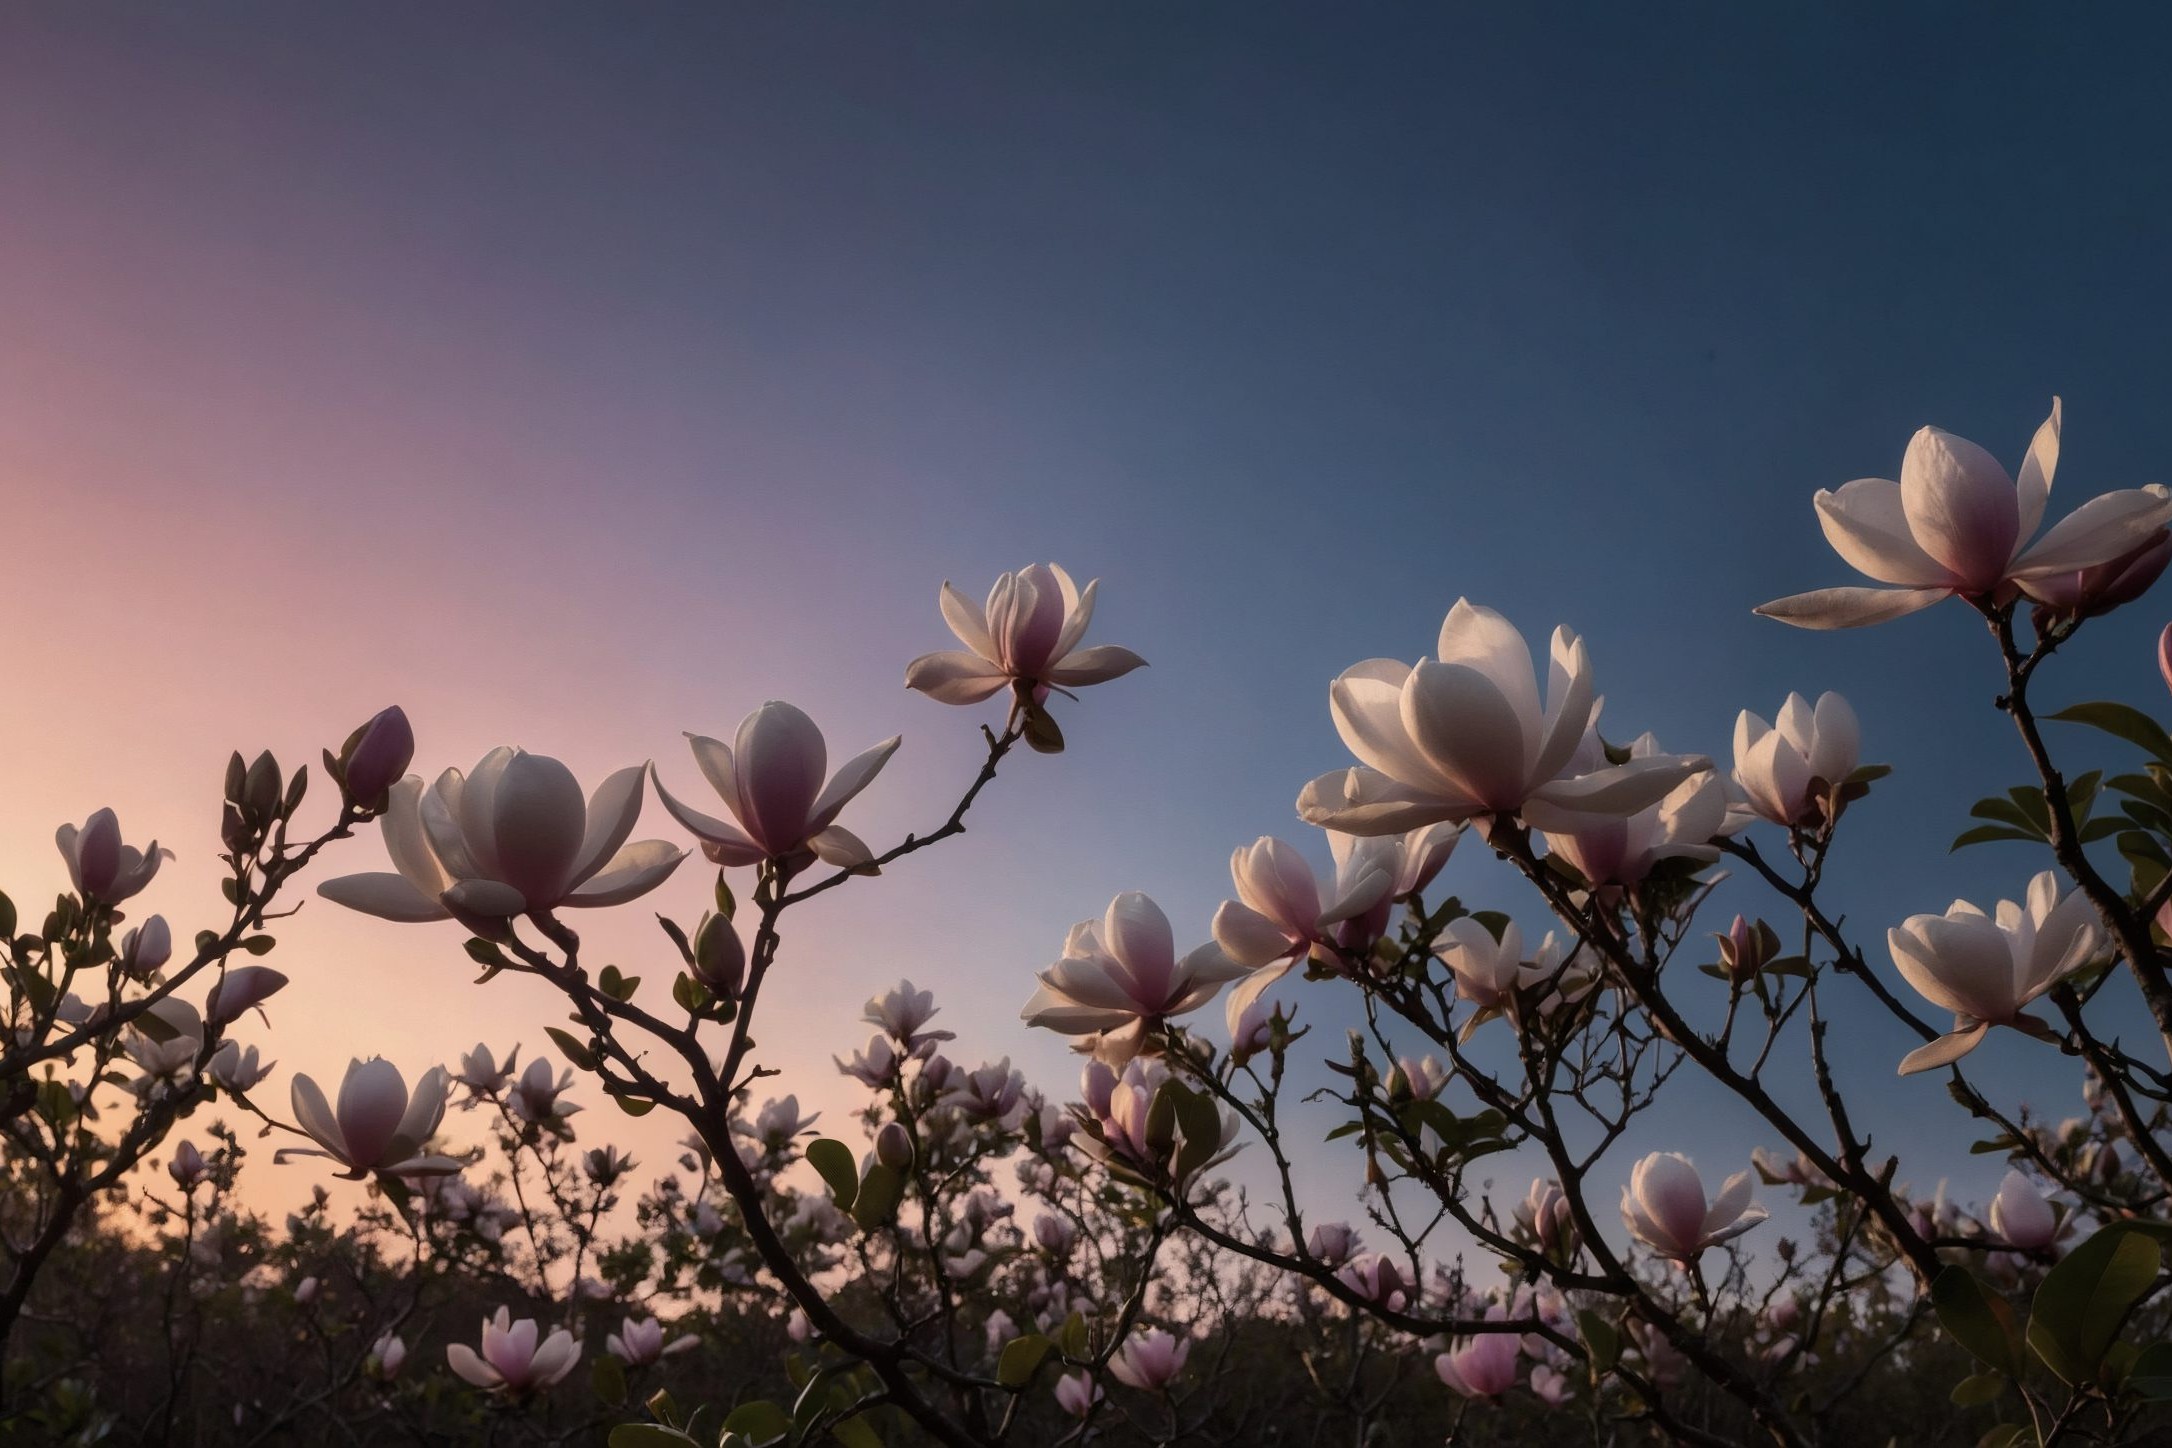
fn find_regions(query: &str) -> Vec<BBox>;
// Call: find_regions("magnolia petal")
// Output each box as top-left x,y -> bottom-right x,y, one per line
1211,900 -> 1299,968
651,767 -> 761,854
565,840 -> 687,906
807,824 -> 876,868
1046,644 -> 1148,686
938,580 -> 997,657
446,1343 -> 502,1389
569,765 -> 647,888
1223,958 -> 1294,1039
1296,767 -> 1473,835
1899,426 -> 2020,591
318,872 -> 453,923
1753,585 -> 1948,630
1898,1023 -> 1988,1075
1815,478 -> 1950,587
2015,398 -> 2061,542
2010,485 -> 2172,578
905,650 -> 1011,704
291,1073 -> 347,1161
442,878 -> 529,918
808,736 -> 902,832
1522,756 -> 1703,829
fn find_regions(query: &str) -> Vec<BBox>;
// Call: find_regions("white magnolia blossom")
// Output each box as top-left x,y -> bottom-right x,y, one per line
1297,600 -> 1703,836
905,563 -> 1146,704
653,702 -> 898,869
1542,732 -> 1728,886
1987,1169 -> 2059,1250
1619,1152 -> 1767,1262
319,750 -> 685,924
606,1316 -> 699,1367
1888,871 -> 2104,1074
279,1058 -> 461,1178
447,1309 -> 581,1394
1209,836 -> 1398,1035
1759,400 -> 2172,629
1022,892 -> 1247,1063
1732,693 -> 1862,828
57,807 -> 171,905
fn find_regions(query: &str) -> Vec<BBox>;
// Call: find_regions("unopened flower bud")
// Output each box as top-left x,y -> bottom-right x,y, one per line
694,915 -> 746,997
339,707 -> 414,809
875,1121 -> 914,1171
119,915 -> 172,978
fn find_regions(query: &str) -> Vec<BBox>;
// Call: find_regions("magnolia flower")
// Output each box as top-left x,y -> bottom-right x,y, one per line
1758,401 -> 2172,629
1033,1213 -> 1077,1255
652,703 -> 898,870
905,563 -> 1146,705
942,1059 -> 1029,1128
837,1034 -> 905,1089
295,1276 -> 319,1305
1436,917 -> 1529,1014
863,980 -> 954,1053
169,1140 -> 208,1190
118,916 -> 172,979
1889,871 -> 2104,1074
1079,1057 -> 1240,1184
584,1145 -> 635,1185
607,1316 -> 699,1367
875,1122 -> 915,1170
1988,1169 -> 2060,1250
57,808 -> 170,905
447,1309 -> 581,1394
1054,1371 -> 1104,1418
1335,1253 -> 1410,1312
453,1043 -> 518,1098
205,966 -> 287,1029
1619,1152 -> 1766,1261
337,706 -> 416,809
319,750 -> 685,924
2022,530 -> 2172,621
1022,892 -> 1247,1062
207,1041 -> 274,1094
1436,1310 -> 1522,1399
1544,733 -> 1727,886
1306,1221 -> 1363,1267
508,1057 -> 581,1127
1733,693 -> 1862,828
1297,601 -> 1703,836
280,1058 -> 462,1178
1211,836 -> 1397,1032
1109,1328 -> 1190,1391
1517,1178 -> 1577,1258
370,1332 -> 407,1380
1320,824 -> 1461,950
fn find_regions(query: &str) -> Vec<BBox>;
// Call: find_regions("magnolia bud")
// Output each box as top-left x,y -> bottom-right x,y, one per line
241,751 -> 284,823
694,915 -> 746,997
74,810 -> 122,900
119,915 -> 172,979
875,1121 -> 914,1171
340,706 -> 414,808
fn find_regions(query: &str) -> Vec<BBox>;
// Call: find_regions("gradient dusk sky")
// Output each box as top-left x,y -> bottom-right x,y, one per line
5,4 -> 2172,1229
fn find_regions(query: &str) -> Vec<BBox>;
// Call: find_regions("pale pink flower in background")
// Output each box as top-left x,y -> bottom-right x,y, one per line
583,1146 -> 635,1186
1296,600 -> 1703,835
1109,1328 -> 1190,1391
863,980 -> 955,1053
1054,1370 -> 1104,1418
507,1057 -> 581,1127
1227,997 -> 1278,1060
117,915 -> 171,979
1619,1152 -> 1766,1261
206,1041 -> 273,1094
1732,693 -> 1861,828
294,1276 -> 318,1304
1022,892 -> 1247,1062
370,1332 -> 407,1380
1759,401 -> 2172,628
1987,1169 -> 2059,1250
56,808 -> 170,905
1390,1054 -> 1449,1101
168,1140 -> 208,1190
905,563 -> 1146,704
1517,1178 -> 1577,1257
1436,917 -> 1527,1014
1530,1363 -> 1572,1406
2021,530 -> 2172,620
606,1316 -> 698,1367
279,1058 -> 462,1178
942,1059 -> 1029,1128
205,965 -> 287,1029
1032,1213 -> 1077,1255
1211,835 -> 1399,1033
447,1309 -> 581,1394
836,1034 -> 905,1088
320,750 -> 685,923
1306,1221 -> 1362,1267
1335,1253 -> 1410,1312
1888,871 -> 2103,1074
1544,731 -> 1727,886
1435,1308 -> 1522,1399
1320,823 -> 1461,950
652,702 -> 898,870
453,1043 -> 518,1098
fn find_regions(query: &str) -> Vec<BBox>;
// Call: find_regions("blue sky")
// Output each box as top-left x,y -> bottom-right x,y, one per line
4,3 -> 2170,1232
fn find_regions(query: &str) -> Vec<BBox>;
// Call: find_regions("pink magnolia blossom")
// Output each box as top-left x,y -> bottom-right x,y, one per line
1759,401 -> 2172,629
1210,836 -> 1398,1033
1296,600 -> 1703,836
1022,892 -> 1247,1062
169,1140 -> 208,1190
1436,918 -> 1533,1015
320,749 -> 685,924
1109,1328 -> 1190,1391
447,1308 -> 581,1394
1889,871 -> 2103,1074
905,563 -> 1146,705
1987,1169 -> 2059,1250
863,980 -> 955,1053
1054,1370 -> 1104,1418
117,916 -> 171,979
338,706 -> 416,809
1543,732 -> 1727,886
370,1332 -> 407,1380
1320,823 -> 1461,950
57,808 -> 171,905
2022,531 -> 2172,620
507,1056 -> 581,1127
207,1042 -> 273,1094
1732,693 -> 1861,828
1334,1253 -> 1410,1312
279,1058 -> 462,1178
1517,1178 -> 1577,1258
606,1316 -> 699,1367
1619,1152 -> 1766,1261
1306,1221 -> 1363,1266
653,702 -> 898,870
1435,1308 -> 1522,1399
453,1043 -> 518,1098
205,965 -> 287,1029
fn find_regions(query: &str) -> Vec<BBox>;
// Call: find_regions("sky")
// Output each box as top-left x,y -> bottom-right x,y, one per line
4,3 -> 2172,1244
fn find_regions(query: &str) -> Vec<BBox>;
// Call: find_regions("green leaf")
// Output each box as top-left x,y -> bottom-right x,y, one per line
1952,825 -> 2049,852
721,1400 -> 790,1445
2047,702 -> 2172,766
1576,1309 -> 1620,1373
673,972 -> 710,1014
591,1354 -> 628,1406
1950,1371 -> 2005,1406
996,1333 -> 1054,1389
609,1091 -> 656,1117
1932,1266 -> 2026,1378
2027,1224 -> 2163,1385
608,1429 -> 698,1448
544,1027 -> 598,1072
714,872 -> 736,920
852,1162 -> 906,1231
0,893 -> 17,941
1168,1084 -> 1228,1181
1974,1426 -> 2026,1448
831,1416 -> 882,1448
805,1138 -> 860,1208
1060,1311 -> 1090,1358
2124,1340 -> 2172,1401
